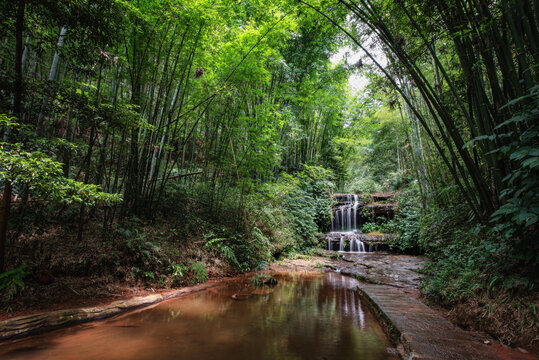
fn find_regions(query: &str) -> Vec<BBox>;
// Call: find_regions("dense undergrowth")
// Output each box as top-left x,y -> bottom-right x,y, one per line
1,165 -> 334,311
379,181 -> 538,349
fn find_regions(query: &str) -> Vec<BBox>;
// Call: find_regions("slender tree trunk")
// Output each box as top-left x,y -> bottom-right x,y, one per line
36,26 -> 67,135
0,181 -> 12,272
13,0 -> 25,125
1,0 -> 26,272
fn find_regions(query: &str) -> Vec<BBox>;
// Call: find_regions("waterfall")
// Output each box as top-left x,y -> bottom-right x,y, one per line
328,195 -> 371,252
347,195 -> 355,231
352,194 -> 359,230
348,234 -> 366,253
358,239 -> 365,252
331,194 -> 363,232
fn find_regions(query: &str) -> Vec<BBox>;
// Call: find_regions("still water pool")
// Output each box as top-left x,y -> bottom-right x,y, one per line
0,272 -> 397,360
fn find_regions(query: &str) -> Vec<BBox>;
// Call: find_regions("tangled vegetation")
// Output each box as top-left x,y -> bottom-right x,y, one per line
0,0 -> 537,351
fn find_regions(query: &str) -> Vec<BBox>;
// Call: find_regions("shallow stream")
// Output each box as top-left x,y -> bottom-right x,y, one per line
0,272 -> 397,360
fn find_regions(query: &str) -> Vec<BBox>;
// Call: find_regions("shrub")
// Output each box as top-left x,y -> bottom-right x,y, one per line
262,165 -> 334,250
189,261 -> 207,284
386,182 -> 423,253
346,176 -> 383,194
0,265 -> 31,302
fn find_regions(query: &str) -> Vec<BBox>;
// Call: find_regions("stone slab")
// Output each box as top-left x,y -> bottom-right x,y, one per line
357,282 -> 504,359
0,282 -> 218,340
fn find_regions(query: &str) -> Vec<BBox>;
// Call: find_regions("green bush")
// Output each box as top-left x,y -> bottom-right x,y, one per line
360,221 -> 392,234
386,182 -> 423,253
346,176 -> 383,194
262,165 -> 334,250
0,265 -> 31,302
188,261 -> 207,284
411,198 -> 536,307
205,237 -> 241,269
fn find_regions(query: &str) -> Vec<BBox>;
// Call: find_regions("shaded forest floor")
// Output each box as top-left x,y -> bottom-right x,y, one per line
1,212 -> 239,321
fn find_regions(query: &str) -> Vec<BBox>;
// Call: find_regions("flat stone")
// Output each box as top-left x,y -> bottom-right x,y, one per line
339,254 -> 516,360
0,282 -> 218,340
340,253 -> 429,289
357,282 -> 505,359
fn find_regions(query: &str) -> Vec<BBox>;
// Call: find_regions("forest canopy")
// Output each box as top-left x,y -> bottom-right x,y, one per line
0,0 -> 537,345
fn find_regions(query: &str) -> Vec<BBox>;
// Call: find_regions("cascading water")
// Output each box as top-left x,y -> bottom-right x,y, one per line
331,194 -> 362,232
329,194 -> 370,253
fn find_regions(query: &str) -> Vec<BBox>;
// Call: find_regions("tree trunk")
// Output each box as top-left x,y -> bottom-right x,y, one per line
36,26 -> 67,135
0,181 -> 12,273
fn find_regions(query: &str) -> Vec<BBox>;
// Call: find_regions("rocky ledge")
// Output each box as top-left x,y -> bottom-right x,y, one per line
322,232 -> 395,252
0,282 -> 218,340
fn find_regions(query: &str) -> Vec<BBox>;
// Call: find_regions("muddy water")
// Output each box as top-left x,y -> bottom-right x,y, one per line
0,272 -> 397,360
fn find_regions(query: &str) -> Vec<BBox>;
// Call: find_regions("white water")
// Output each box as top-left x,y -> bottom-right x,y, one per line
330,194 -> 369,253
331,194 -> 362,232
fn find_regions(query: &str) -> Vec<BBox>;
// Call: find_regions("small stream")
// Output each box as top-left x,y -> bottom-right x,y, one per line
0,272 -> 397,360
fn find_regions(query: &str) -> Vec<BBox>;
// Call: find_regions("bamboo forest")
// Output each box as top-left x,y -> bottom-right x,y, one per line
0,0 -> 537,359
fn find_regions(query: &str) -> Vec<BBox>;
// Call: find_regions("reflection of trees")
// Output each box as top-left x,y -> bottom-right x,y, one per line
246,273 -> 388,359
108,273 -> 390,359
9,273 -> 390,360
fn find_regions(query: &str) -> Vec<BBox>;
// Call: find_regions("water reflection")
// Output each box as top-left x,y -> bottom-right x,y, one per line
0,272 -> 396,360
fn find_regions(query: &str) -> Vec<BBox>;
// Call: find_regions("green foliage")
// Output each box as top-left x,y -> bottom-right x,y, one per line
488,87 -> 539,241
168,261 -> 207,286
347,176 -> 383,194
248,195 -> 297,259
169,262 -> 188,286
114,217 -> 143,239
343,102 -> 406,193
360,221 -> 389,234
387,183 -> 423,253
205,237 -> 241,269
0,265 -> 30,301
0,117 -> 121,206
421,237 -> 485,306
188,261 -> 207,284
125,233 -> 160,264
251,273 -> 276,287
263,165 -> 334,249
413,204 -> 537,307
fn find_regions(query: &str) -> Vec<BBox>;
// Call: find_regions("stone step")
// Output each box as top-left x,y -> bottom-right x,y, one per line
356,283 -> 511,360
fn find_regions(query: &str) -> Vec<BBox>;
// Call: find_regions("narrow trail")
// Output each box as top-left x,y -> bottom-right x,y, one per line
336,253 -> 537,360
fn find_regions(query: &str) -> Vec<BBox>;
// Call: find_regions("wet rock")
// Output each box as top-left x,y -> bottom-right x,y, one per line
0,283 -> 219,340
339,254 -> 429,289
372,192 -> 396,202
364,203 -> 396,219
323,232 -> 393,252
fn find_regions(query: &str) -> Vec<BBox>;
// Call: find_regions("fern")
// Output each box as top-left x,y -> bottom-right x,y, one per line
189,261 -> 207,284
205,238 -> 240,268
0,265 -> 31,301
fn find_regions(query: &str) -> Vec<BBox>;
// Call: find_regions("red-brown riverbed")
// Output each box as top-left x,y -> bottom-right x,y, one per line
0,272 -> 397,360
